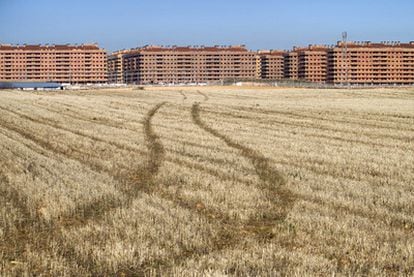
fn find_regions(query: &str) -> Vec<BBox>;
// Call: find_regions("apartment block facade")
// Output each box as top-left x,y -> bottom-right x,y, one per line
107,50 -> 124,84
0,44 -> 107,83
256,50 -> 286,80
295,45 -> 329,83
284,51 -> 299,81
112,45 -> 256,84
107,41 -> 414,86
107,48 -> 143,83
283,41 -> 414,85
1,41 -> 414,86
327,41 -> 414,85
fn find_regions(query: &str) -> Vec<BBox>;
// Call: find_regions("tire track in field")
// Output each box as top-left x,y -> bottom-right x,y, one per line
58,102 -> 168,225
179,90 -> 187,101
3,102 -> 258,180
197,90 -> 209,102
190,105 -> 414,232
191,103 -> 295,221
2,103 -> 408,232
66,102 -> 168,276
0,102 -> 168,276
129,102 -> 166,187
0,109 -> 253,194
132,102 -> 298,273
3,112 -> 410,236
2,119 -> 411,234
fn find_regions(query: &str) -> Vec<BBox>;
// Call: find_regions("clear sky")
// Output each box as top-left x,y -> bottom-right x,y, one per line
0,0 -> 413,52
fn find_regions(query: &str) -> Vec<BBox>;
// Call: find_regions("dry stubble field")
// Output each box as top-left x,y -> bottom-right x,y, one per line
0,86 -> 413,276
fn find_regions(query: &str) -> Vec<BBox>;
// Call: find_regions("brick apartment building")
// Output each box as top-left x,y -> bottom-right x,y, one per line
327,41 -> 414,85
0,44 -> 107,83
110,45 -> 256,84
284,51 -> 299,81
110,41 -> 414,86
107,50 -> 124,84
3,41 -> 412,86
107,48 -> 143,83
256,50 -> 286,80
294,45 -> 329,83
282,41 -> 414,85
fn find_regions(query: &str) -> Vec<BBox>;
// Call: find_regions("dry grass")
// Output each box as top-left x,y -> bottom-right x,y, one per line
0,86 -> 413,276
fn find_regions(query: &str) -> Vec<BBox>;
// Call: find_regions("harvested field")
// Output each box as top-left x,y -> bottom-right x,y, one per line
0,86 -> 413,276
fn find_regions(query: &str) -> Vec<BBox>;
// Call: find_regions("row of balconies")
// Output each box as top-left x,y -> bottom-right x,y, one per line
328,74 -> 414,78
124,66 -> 254,71
126,59 -> 253,62
2,68 -> 106,72
134,72 -> 254,77
1,60 -> 105,64
329,69 -> 414,73
330,54 -> 414,58
139,54 -> 253,57
132,71 -> 253,75
330,65 -> 414,69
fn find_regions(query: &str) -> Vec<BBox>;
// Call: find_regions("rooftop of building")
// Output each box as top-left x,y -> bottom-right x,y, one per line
257,50 -> 287,56
141,45 -> 249,52
111,45 -> 252,56
336,41 -> 414,48
290,41 -> 414,53
292,45 -> 332,52
0,43 -> 103,51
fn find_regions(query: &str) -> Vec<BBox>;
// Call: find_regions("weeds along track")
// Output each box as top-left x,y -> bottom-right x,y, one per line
191,102 -> 296,231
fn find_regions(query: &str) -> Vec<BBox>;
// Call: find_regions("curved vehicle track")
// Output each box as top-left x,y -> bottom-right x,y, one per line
132,101 -> 167,186
0,102 -> 169,276
1,89 -> 413,275
191,102 -> 295,222
196,90 -> 209,102
178,90 -> 187,101
140,97 -> 299,272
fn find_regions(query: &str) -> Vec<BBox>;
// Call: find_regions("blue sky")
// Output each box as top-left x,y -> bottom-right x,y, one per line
0,0 -> 413,52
